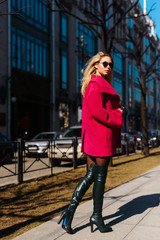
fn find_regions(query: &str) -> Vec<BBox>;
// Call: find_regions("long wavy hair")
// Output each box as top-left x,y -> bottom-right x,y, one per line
81,51 -> 114,97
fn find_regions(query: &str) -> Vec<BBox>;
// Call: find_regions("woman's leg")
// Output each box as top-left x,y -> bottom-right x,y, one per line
95,156 -> 110,166
87,155 -> 95,169
58,155 -> 95,234
90,156 -> 112,232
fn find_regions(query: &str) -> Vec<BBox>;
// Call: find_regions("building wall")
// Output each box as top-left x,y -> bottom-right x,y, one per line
10,0 -> 51,139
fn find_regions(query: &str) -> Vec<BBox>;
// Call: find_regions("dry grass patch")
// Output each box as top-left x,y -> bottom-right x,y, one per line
0,148 -> 160,239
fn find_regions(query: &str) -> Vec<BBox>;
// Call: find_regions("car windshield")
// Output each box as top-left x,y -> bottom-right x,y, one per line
63,128 -> 81,137
34,133 -> 55,140
148,131 -> 156,138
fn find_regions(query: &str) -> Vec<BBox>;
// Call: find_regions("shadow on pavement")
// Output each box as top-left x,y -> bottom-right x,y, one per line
105,193 -> 160,227
73,194 -> 160,234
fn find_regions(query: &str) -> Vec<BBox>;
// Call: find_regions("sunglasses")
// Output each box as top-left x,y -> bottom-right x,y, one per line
100,61 -> 113,69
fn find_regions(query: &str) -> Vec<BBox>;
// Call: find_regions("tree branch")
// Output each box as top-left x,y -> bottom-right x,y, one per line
0,5 -> 32,16
108,0 -> 139,34
0,0 -> 7,4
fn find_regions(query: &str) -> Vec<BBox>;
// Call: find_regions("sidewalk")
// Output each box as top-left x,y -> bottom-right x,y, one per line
0,160 -> 73,187
13,165 -> 160,240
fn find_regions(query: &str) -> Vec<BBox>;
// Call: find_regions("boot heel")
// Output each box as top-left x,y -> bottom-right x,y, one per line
90,222 -> 94,232
57,212 -> 65,224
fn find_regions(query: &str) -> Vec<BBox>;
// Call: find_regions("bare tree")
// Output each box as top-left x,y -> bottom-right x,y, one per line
45,0 -> 139,53
121,4 -> 159,156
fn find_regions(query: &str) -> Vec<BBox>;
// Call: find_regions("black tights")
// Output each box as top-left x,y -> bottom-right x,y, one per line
87,155 -> 111,169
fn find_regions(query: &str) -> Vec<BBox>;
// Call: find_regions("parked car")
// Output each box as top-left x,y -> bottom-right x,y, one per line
129,130 -> 159,150
116,133 -> 135,155
25,131 -> 61,157
48,125 -> 86,166
148,130 -> 157,148
0,133 -> 15,163
128,130 -> 142,149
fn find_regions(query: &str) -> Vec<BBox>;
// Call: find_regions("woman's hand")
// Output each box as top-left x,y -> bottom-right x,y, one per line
118,108 -> 123,114
118,106 -> 128,115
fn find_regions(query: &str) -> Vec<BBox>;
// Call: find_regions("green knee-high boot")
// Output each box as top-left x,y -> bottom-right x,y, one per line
58,164 -> 95,234
90,165 -> 112,233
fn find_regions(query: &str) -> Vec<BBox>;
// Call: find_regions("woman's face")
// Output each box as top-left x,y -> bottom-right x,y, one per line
95,56 -> 113,78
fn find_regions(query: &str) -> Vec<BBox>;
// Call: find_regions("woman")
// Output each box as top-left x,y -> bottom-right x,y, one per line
58,51 -> 124,234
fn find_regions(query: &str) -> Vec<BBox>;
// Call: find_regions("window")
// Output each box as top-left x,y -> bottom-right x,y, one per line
145,37 -> 150,65
35,44 -> 39,74
105,13 -> 109,28
113,77 -> 123,101
128,17 -> 133,29
145,37 -> 149,47
134,88 -> 141,102
145,53 -> 149,65
113,51 -> 123,75
60,50 -> 68,89
146,94 -> 149,107
22,37 -> 26,71
149,78 -> 154,94
77,23 -> 96,57
128,62 -> 132,79
134,65 -> 140,84
77,23 -> 96,90
17,36 -> 21,69
150,95 -> 154,110
26,40 -> 31,72
12,0 -> 16,8
128,41 -> 133,50
11,0 -> 49,32
11,27 -> 49,77
60,13 -> 68,43
127,16 -> 134,50
77,58 -> 85,89
12,33 -> 17,68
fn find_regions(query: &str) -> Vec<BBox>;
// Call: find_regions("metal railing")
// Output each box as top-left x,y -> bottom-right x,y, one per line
0,137 -> 79,184
0,140 -> 17,179
0,135 -> 159,185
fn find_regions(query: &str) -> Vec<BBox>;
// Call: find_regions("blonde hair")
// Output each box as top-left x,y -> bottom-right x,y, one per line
81,51 -> 114,97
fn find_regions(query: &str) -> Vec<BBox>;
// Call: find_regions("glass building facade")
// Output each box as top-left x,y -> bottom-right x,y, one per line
60,50 -> 68,90
11,0 -> 49,32
60,13 -> 68,90
60,13 -> 68,43
77,23 -> 96,57
113,51 -> 123,75
9,0 -> 50,139
11,27 -> 49,77
134,65 -> 140,84
77,23 -> 96,89
113,77 -> 123,101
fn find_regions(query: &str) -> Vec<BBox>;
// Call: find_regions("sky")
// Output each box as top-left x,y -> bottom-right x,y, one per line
139,0 -> 160,39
